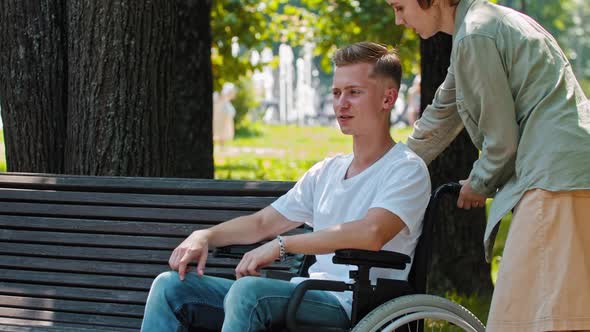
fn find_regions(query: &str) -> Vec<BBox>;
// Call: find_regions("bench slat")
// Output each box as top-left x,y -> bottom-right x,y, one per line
1,282 -> 148,304
0,215 -> 199,236
0,242 -> 173,263
0,173 -> 293,196
0,188 -> 274,210
0,202 -> 247,222
0,243 -> 301,270
0,242 -> 193,264
1,229 -> 182,249
0,255 -> 295,280
0,269 -> 154,291
0,215 -> 308,238
0,255 -> 223,277
0,307 -> 141,329
0,319 -> 135,331
0,295 -> 144,317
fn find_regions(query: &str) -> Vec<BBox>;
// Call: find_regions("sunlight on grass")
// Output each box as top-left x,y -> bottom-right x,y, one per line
215,123 -> 412,181
490,211 -> 512,285
484,197 -> 512,285
0,129 -> 5,172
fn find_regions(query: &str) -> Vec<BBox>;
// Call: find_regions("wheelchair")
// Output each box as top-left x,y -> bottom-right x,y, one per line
283,182 -> 486,332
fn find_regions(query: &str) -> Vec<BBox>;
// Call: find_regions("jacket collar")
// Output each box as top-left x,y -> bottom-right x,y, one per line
454,0 -> 478,35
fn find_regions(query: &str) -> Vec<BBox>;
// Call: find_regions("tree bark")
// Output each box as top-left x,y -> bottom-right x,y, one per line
0,1 -> 67,173
1,1 -> 214,178
420,33 -> 493,296
66,1 -> 175,176
168,0 -> 214,178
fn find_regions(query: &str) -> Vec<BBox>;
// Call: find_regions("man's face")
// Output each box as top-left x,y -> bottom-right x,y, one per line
332,63 -> 391,136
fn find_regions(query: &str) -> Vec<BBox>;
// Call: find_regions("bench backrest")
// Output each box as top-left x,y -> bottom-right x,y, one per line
0,173 -> 298,331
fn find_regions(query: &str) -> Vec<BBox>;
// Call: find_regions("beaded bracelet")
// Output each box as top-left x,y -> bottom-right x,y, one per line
276,235 -> 286,262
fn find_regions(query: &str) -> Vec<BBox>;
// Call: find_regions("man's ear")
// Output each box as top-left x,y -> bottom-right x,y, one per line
383,87 -> 398,110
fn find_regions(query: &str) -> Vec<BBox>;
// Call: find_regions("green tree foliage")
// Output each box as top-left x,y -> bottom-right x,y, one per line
211,0 -> 309,91
494,0 -> 574,49
212,0 -> 589,101
566,0 -> 590,82
299,0 -> 420,75
211,0 -> 421,91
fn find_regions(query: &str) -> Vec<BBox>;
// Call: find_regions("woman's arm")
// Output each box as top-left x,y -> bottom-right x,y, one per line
454,35 -> 519,197
407,63 -> 465,165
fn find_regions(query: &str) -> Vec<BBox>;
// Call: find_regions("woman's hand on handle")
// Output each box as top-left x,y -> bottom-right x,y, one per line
457,178 -> 487,210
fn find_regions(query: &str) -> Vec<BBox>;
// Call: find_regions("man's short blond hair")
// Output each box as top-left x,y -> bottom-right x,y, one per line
332,42 -> 402,88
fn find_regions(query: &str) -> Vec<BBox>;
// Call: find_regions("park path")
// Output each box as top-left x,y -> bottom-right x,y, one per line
214,146 -> 286,157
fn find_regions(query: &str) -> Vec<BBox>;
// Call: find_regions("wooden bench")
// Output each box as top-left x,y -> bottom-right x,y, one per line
0,172 -> 308,331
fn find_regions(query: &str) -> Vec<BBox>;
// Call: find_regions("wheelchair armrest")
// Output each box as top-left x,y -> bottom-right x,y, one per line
333,248 -> 410,270
286,279 -> 352,332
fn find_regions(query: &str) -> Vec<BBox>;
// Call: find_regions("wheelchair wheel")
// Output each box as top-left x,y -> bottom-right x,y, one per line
351,294 -> 485,332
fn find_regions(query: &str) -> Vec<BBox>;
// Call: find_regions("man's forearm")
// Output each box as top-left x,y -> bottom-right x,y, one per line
206,207 -> 300,248
205,214 -> 264,248
283,217 -> 403,255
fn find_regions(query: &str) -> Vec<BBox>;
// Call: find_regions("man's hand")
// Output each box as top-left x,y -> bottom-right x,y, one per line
457,178 -> 486,210
235,239 -> 280,279
169,230 -> 211,280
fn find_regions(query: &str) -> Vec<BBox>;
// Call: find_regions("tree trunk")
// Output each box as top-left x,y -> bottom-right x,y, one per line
1,1 -> 214,178
168,0 -> 214,178
66,1 -> 175,176
420,33 -> 493,296
0,1 -> 67,173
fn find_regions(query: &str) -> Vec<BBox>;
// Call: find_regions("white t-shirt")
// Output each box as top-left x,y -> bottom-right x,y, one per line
271,142 -> 431,317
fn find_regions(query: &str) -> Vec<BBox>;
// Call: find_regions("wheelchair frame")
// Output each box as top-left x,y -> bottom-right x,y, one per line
284,182 -> 486,332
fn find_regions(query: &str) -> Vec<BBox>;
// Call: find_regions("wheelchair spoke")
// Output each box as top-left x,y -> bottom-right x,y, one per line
351,295 -> 485,332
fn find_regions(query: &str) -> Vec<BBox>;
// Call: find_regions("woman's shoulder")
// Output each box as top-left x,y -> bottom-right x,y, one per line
457,1 -> 516,41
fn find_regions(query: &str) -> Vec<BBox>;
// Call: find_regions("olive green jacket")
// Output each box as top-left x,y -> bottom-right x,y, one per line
407,0 -> 590,261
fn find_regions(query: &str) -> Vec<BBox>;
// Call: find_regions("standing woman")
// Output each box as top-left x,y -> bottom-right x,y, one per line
386,0 -> 590,331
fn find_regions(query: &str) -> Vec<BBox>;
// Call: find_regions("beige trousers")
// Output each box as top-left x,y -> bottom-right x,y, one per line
487,189 -> 590,332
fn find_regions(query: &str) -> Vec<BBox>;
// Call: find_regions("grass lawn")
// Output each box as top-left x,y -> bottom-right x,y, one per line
0,129 -> 4,172
214,124 -> 412,181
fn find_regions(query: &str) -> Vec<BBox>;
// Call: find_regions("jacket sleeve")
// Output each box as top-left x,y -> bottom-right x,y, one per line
407,61 -> 464,165
454,35 -> 519,196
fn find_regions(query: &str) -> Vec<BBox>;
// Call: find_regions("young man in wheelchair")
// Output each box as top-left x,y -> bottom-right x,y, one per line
141,42 -> 431,332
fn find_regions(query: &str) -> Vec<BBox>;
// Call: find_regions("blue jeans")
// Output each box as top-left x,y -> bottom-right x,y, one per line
141,271 -> 350,332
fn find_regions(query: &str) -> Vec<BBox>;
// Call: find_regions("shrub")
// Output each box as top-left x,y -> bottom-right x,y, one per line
233,76 -> 262,131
